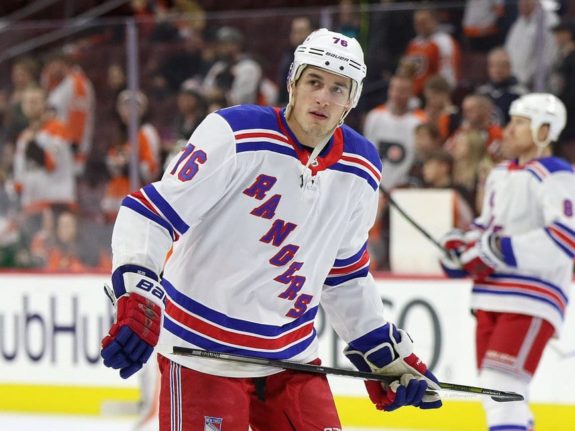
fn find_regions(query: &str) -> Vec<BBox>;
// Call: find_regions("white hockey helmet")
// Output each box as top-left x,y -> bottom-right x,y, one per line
509,93 -> 567,147
286,28 -> 367,122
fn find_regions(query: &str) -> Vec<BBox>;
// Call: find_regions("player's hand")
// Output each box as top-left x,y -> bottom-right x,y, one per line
438,229 -> 478,278
101,265 -> 165,379
344,323 -> 442,411
459,233 -> 509,280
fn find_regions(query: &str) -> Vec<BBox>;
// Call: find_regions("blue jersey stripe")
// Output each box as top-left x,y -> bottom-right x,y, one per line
545,228 -> 575,259
236,141 -> 298,159
489,273 -> 568,303
325,267 -> 370,286
334,242 -> 368,267
162,278 -> 318,336
143,184 -> 190,235
164,316 -> 317,359
122,197 -> 176,240
472,287 -> 565,316
329,163 -> 378,190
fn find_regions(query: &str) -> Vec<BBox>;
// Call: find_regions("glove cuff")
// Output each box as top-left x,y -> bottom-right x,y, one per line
112,264 -> 166,309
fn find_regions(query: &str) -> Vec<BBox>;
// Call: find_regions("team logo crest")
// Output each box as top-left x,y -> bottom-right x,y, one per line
204,416 -> 223,431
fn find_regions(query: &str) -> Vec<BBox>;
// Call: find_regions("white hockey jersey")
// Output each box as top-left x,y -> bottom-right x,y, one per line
111,105 -> 386,377
470,158 -> 575,335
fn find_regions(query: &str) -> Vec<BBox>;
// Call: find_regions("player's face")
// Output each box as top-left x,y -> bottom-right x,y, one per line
288,66 -> 351,147
502,115 -> 534,159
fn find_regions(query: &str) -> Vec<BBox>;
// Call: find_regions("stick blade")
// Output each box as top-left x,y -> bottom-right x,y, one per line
491,392 -> 524,402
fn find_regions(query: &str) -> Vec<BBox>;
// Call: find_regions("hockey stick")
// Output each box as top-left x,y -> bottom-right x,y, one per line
379,185 -> 450,257
172,347 -> 523,402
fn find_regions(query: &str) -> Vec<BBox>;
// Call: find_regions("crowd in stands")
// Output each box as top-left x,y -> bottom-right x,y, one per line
0,0 -> 574,272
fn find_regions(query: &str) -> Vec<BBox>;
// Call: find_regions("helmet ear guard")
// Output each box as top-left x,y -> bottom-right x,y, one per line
285,28 -> 367,123
509,93 -> 567,148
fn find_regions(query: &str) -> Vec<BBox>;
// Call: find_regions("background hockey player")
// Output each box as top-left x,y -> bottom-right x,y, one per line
100,28 -> 442,430
439,93 -> 575,431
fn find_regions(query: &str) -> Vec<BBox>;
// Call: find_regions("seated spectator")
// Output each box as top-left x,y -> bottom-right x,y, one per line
162,79 -> 208,172
363,74 -> 427,190
550,19 -> 575,163
3,57 -> 39,146
476,47 -> 527,126
504,0 -> 558,89
447,93 -> 503,161
13,86 -> 76,237
401,8 -> 461,96
41,52 -> 95,173
410,122 -> 444,185
421,150 -> 474,229
336,0 -> 360,39
277,16 -> 314,105
101,90 -> 160,221
463,0 -> 505,52
202,26 -> 267,105
31,209 -> 111,271
0,164 -> 29,268
423,74 -> 461,140
149,30 -> 205,96
450,128 -> 491,213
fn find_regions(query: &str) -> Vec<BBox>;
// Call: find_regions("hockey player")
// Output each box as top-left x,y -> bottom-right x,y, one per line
100,29 -> 442,430
440,93 -> 575,430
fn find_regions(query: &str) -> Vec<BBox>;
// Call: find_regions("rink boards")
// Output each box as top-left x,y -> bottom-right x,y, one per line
1,273 -> 574,430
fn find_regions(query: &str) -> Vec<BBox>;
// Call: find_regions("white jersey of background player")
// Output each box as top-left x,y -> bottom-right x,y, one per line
440,93 -> 575,431
100,29 -> 442,430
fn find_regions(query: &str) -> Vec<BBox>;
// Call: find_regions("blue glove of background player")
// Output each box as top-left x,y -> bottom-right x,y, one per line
101,265 -> 165,379
345,323 -> 442,411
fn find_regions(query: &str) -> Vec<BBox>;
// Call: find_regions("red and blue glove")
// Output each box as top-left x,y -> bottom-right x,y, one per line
459,233 -> 516,280
345,323 -> 442,411
101,265 -> 165,379
438,229 -> 470,278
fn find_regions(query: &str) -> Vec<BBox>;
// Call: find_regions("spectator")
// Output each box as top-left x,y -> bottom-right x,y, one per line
364,0 -> 415,87
3,57 -> 39,146
150,31 -> 205,96
32,209 -> 111,271
462,0 -> 505,52
421,149 -> 474,229
448,94 -> 503,161
504,0 -> 558,89
173,79 -> 208,141
476,47 -> 528,126
101,90 -> 160,221
450,128 -> 491,213
410,122 -> 444,185
363,74 -> 427,190
277,16 -> 314,105
402,8 -> 461,96
41,52 -> 96,172
336,0 -> 360,39
423,74 -> 461,141
106,63 -> 127,99
202,26 -> 265,105
0,163 -> 26,268
162,79 -> 208,172
13,86 -> 76,232
550,19 -> 575,163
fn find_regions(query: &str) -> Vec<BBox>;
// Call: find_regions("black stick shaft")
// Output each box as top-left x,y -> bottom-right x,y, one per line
171,347 -> 523,402
379,185 -> 450,257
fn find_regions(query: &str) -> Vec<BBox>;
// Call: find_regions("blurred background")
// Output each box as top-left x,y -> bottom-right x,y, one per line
1,1 -> 575,430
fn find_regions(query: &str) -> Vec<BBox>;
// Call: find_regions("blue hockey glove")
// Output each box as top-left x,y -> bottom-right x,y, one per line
101,265 -> 165,379
345,323 -> 442,411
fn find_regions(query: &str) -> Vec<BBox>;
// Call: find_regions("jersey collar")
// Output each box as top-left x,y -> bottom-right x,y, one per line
274,107 -> 344,175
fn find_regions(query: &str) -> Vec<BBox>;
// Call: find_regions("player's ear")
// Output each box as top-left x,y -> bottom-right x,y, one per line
537,124 -> 550,143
